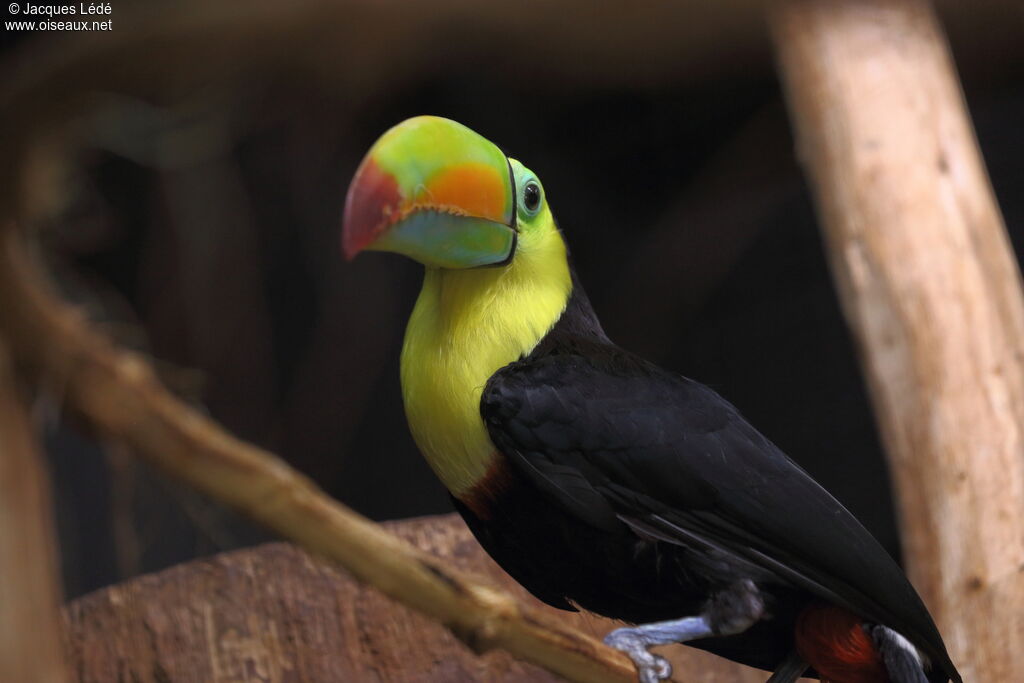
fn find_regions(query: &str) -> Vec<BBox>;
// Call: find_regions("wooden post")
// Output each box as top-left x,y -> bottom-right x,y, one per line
770,1 -> 1024,679
0,344 -> 68,683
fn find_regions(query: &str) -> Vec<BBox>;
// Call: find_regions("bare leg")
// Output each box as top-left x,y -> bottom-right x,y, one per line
604,580 -> 765,683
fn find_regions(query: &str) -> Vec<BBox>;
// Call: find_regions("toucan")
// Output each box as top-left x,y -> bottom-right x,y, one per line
341,116 -> 961,683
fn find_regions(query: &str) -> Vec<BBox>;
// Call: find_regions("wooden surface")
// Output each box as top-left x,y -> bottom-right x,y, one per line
64,514 -> 769,683
770,1 -> 1024,679
0,346 -> 68,683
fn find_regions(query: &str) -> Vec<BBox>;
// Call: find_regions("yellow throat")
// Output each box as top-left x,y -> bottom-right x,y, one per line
399,226 -> 572,497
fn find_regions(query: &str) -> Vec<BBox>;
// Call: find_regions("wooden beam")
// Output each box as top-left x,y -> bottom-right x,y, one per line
0,345 -> 68,683
770,1 -> 1024,679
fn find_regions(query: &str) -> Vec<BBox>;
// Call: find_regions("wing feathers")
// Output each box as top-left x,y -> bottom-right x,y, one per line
481,345 -> 958,682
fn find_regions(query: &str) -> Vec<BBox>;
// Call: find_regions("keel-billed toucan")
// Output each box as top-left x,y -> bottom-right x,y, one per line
342,116 -> 961,683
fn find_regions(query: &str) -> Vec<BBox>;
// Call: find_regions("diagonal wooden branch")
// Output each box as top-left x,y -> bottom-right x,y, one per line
770,0 -> 1024,679
0,229 -> 649,682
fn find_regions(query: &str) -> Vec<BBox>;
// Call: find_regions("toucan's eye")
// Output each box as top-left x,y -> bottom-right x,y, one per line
523,181 -> 542,214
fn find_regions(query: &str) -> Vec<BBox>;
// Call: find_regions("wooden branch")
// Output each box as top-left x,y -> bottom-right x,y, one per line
65,515 -> 766,682
0,344 -> 68,683
0,231 -> 641,682
769,1 -> 1024,679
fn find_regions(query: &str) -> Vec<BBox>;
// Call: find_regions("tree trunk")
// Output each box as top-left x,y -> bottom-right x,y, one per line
770,1 -> 1024,679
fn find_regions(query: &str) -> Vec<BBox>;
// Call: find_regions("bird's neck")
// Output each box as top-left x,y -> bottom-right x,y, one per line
400,228 -> 574,496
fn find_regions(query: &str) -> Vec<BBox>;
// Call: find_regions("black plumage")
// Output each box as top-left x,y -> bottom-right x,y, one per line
458,279 -> 960,682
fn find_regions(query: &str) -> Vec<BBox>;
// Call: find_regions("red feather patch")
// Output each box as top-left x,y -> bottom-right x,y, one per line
459,454 -> 514,520
795,603 -> 890,683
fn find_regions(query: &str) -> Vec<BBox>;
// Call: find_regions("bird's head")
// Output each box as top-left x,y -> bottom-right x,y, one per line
342,116 -> 554,269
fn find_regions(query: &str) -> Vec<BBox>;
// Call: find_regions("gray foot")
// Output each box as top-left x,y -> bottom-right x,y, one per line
602,582 -> 766,682
604,628 -> 673,683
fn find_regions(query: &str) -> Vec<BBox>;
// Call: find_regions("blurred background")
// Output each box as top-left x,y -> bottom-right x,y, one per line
4,1 -> 1022,602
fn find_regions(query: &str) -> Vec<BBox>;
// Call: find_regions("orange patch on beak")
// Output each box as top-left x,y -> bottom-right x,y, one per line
419,162 -> 509,224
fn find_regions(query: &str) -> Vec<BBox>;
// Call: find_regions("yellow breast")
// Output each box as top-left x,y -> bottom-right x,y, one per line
399,229 -> 571,496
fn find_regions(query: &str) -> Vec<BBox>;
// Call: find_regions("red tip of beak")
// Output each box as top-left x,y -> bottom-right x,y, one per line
342,158 -> 402,261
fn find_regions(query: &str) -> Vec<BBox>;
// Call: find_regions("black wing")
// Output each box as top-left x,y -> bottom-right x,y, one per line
481,342 -> 959,682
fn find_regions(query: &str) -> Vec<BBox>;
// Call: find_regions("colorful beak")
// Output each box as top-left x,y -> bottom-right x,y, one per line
342,116 -> 516,269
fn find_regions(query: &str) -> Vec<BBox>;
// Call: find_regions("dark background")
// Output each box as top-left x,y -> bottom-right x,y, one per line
6,2 -> 1022,601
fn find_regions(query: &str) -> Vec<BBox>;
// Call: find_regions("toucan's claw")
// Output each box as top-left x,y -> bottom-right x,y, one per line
603,583 -> 765,683
604,629 -> 673,683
